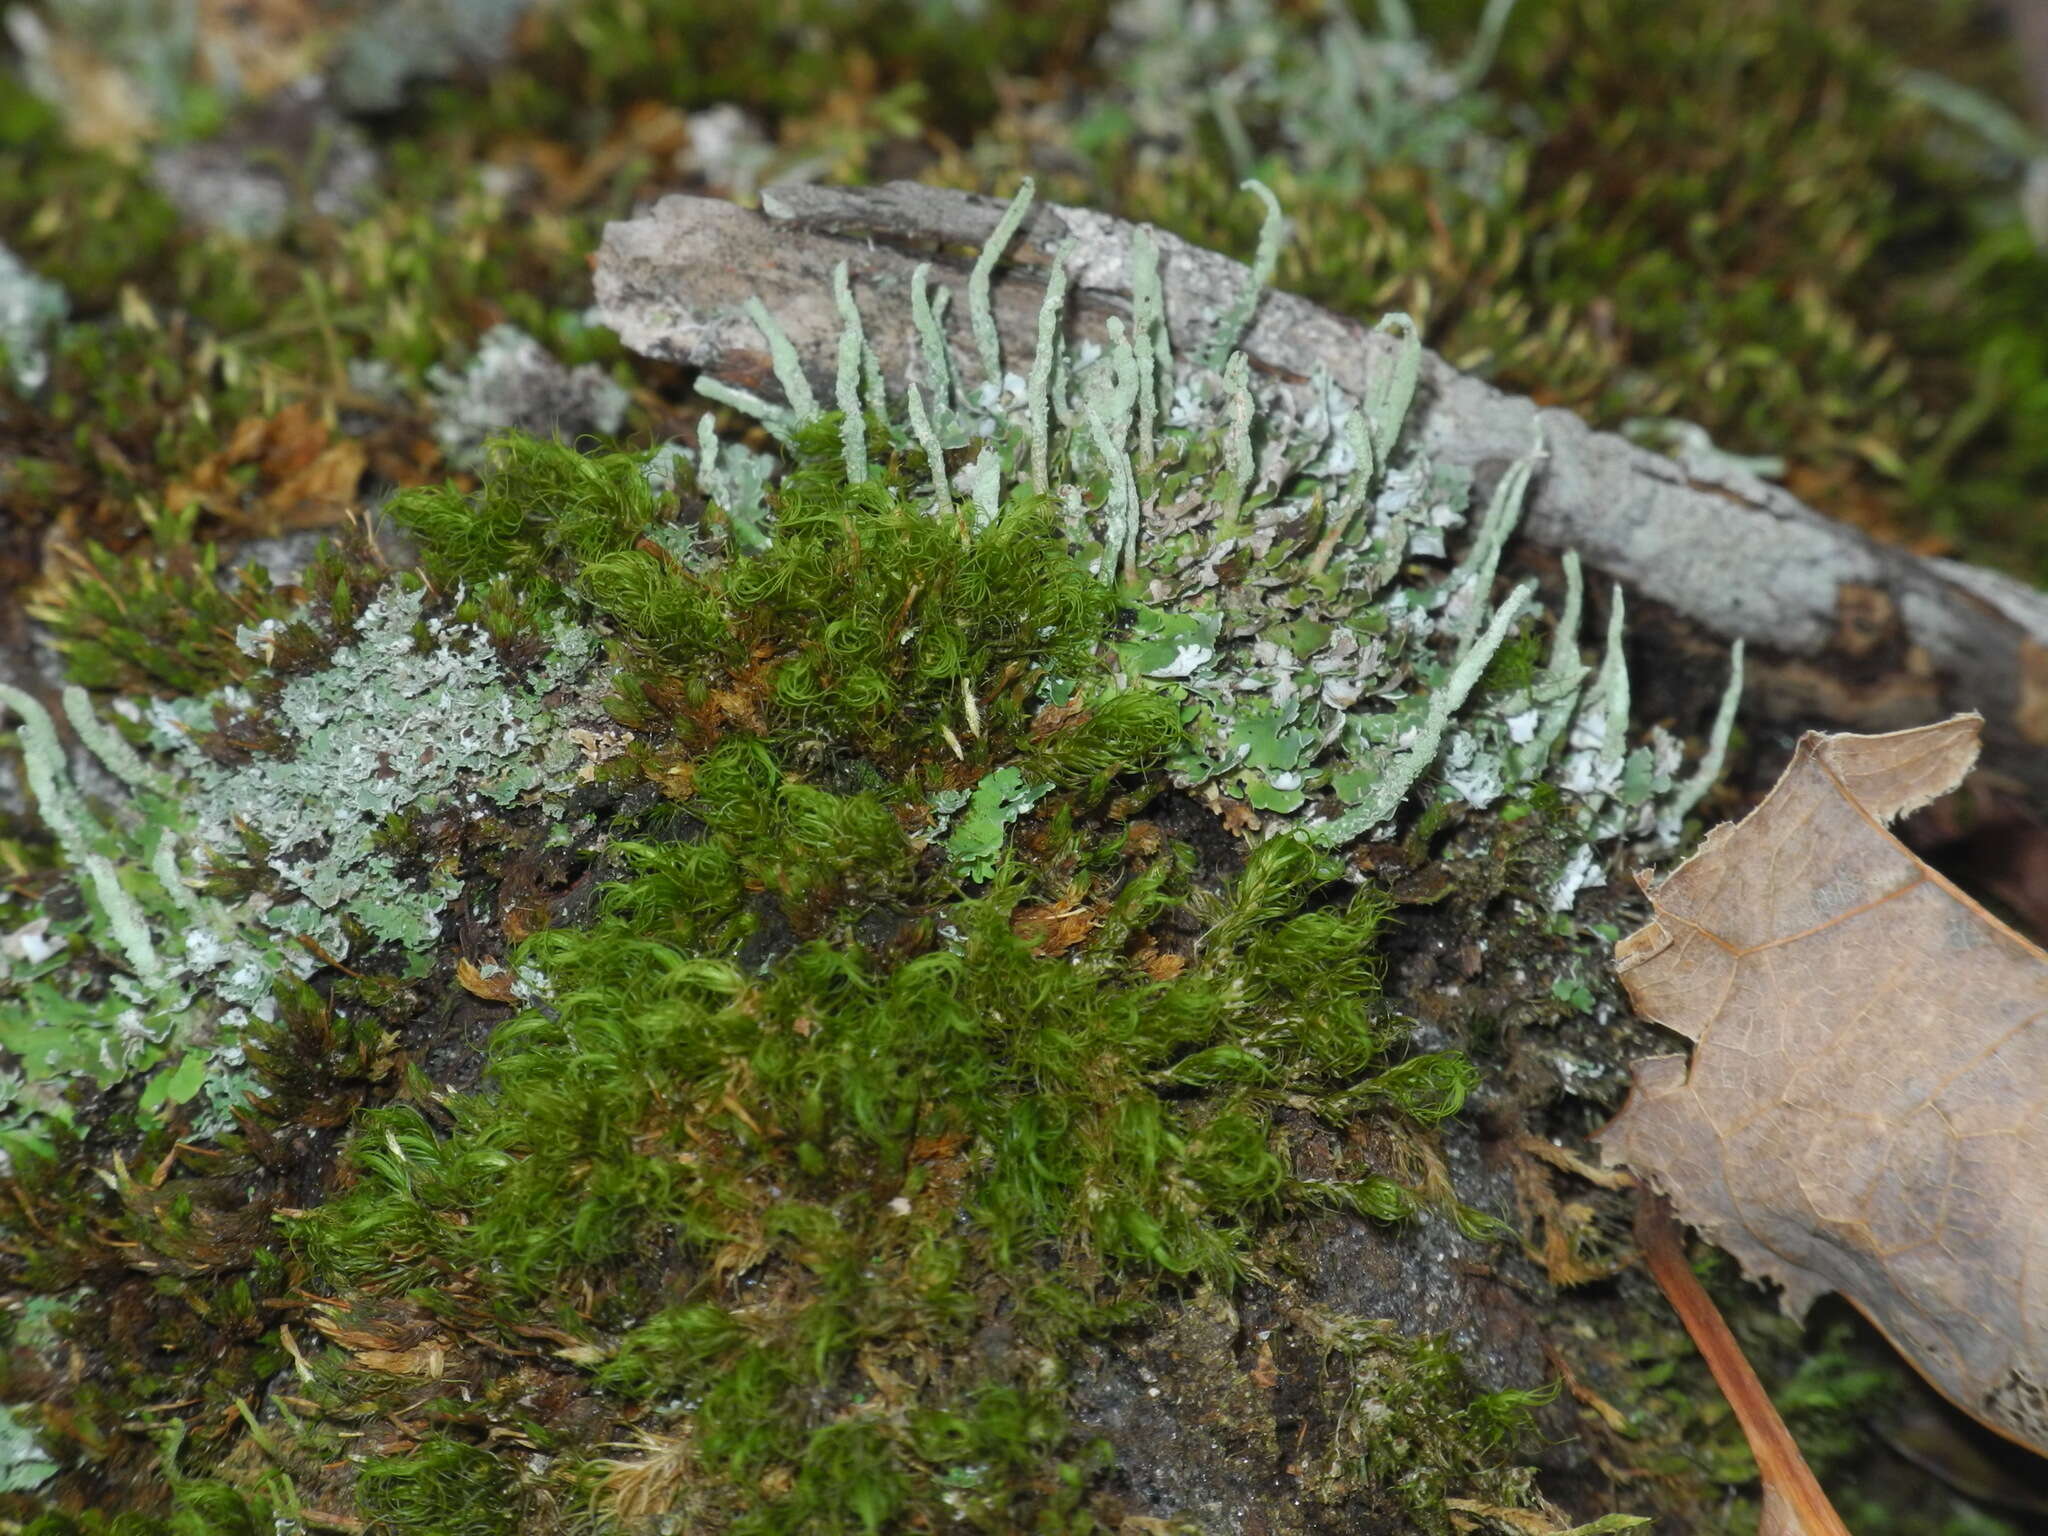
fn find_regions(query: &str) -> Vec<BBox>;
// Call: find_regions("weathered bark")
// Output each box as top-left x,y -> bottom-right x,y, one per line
594,182 -> 2048,808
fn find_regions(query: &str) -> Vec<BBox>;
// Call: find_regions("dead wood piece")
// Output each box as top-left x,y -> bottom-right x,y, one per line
592,182 -> 2048,806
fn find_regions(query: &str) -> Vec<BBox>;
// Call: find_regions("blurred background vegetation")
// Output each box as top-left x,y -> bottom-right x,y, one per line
7,0 -> 2048,597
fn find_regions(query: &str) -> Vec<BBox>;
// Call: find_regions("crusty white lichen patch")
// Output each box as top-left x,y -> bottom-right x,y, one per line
0,241 -> 67,393
428,322 -> 629,467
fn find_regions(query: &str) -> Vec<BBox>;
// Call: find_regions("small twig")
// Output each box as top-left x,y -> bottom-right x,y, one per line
1634,1190 -> 1852,1536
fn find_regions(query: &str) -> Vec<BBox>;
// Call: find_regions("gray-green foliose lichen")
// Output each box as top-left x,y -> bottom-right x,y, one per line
149,583 -> 603,952
935,765 -> 1056,881
330,0 -> 545,114
0,1296 -> 77,1498
0,582 -> 606,1159
0,1402 -> 55,1494
427,321 -> 630,468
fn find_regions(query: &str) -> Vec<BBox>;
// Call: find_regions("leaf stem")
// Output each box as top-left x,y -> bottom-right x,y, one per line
1634,1190 -> 1853,1536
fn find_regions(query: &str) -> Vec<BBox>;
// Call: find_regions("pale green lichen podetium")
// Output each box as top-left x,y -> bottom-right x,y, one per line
0,581 -> 611,1159
690,178 -> 1740,898
1096,0 -> 1526,206
0,683 -> 289,1153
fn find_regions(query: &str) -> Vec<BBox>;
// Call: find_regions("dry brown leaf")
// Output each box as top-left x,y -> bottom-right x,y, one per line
909,1132 -> 969,1163
1136,948 -> 1188,981
306,1319 -> 397,1353
352,1344 -> 447,1378
708,682 -> 768,734
194,0 -> 335,102
1217,797 -> 1261,836
491,103 -> 691,208
9,19 -> 156,154
1028,697 -> 1092,740
455,957 -> 516,1004
1515,1134 -> 1636,1190
265,439 -> 366,525
1600,715 -> 2048,1457
1541,1341 -> 1634,1438
500,902 -> 548,945
167,403 -> 364,532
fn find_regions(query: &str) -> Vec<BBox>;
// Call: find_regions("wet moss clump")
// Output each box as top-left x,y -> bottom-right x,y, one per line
16,1481 -> 277,1536
353,1435 -> 519,1536
391,431 -> 1120,769
30,505 -> 382,698
292,440 -> 1519,1531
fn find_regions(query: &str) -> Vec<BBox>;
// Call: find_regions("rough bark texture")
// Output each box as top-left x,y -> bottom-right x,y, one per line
593,182 -> 2048,808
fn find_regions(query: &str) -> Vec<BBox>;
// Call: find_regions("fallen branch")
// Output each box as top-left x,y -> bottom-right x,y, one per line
593,182 -> 2048,805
